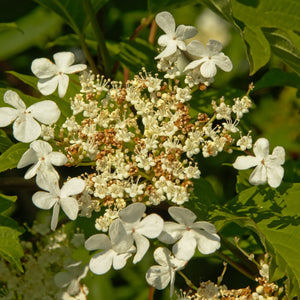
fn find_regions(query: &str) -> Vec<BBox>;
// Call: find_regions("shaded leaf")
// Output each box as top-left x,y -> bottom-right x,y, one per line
0,194 -> 17,213
0,226 -> 23,272
148,0 -> 198,13
0,7 -> 63,60
0,143 -> 29,173
0,22 -> 21,33
0,130 -> 13,153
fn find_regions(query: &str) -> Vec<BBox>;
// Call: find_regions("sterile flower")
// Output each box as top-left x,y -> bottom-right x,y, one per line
32,178 -> 85,230
155,11 -> 197,59
185,40 -> 232,78
0,90 -> 60,143
54,261 -> 89,296
145,247 -> 186,297
158,207 -> 220,260
118,203 -> 164,263
17,140 -> 67,189
31,52 -> 87,98
85,219 -> 135,275
233,138 -> 285,188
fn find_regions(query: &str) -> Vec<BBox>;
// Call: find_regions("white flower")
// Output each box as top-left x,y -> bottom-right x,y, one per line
31,52 -> 87,98
32,178 -> 85,230
185,40 -> 232,78
118,203 -> 164,263
158,207 -> 220,261
54,261 -> 89,296
85,219 -> 135,275
17,140 -> 67,189
233,138 -> 285,188
0,90 -> 60,142
145,247 -> 186,297
155,11 -> 197,59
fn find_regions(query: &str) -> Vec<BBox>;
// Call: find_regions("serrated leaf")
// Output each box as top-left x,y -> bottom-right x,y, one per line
0,129 -> 13,153
0,194 -> 17,213
0,143 -> 29,173
0,226 -> 23,272
234,183 -> 300,297
117,38 -> 157,74
0,7 -> 63,60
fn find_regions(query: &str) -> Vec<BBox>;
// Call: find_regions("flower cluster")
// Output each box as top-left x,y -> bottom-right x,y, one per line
0,10 -> 287,299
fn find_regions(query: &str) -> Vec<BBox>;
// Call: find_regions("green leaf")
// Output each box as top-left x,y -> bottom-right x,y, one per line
0,194 -> 17,213
148,0 -> 198,13
6,71 -> 38,90
0,130 -> 13,153
233,183 -> 300,297
253,68 -> 300,92
0,7 -> 63,60
0,22 -> 21,33
35,0 -> 108,33
117,38 -> 157,74
0,226 -> 23,272
0,143 -> 29,173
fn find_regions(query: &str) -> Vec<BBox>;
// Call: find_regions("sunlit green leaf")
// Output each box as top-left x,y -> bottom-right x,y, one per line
0,194 -> 17,213
0,22 -> 21,33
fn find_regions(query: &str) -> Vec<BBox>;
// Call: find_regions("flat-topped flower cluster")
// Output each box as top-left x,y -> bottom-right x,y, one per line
0,10 -> 286,299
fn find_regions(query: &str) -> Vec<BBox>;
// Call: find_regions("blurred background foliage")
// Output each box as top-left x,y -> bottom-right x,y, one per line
0,0 -> 300,299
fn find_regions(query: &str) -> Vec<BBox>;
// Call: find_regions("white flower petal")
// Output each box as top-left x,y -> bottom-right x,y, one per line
36,167 -> 60,190
186,40 -> 207,57
158,222 -> 185,243
89,249 -> 114,275
31,58 -> 58,78
184,59 -> 203,71
157,34 -> 170,47
249,164 -> 267,186
30,100 -> 60,125
53,52 -> 75,71
175,25 -> 197,40
200,60 -> 217,78
51,202 -> 60,231
269,146 -> 285,165
24,161 -> 41,179
113,251 -> 133,270
136,214 -> 164,238
32,191 -> 56,209
4,90 -> 26,110
37,76 -> 59,96
132,233 -> 149,264
110,219 -> 133,253
58,74 -> 70,98
267,165 -> 284,188
85,234 -> 111,251
206,39 -> 223,55
13,115 -> 41,143
195,231 -> 221,255
155,42 -> 178,59
233,155 -> 260,170
155,11 -> 175,36
17,148 -> 36,168
192,221 -> 217,234
253,138 -> 269,159
173,232 -> 196,261
146,265 -> 170,290
30,139 -> 52,153
48,152 -> 67,166
60,196 -> 78,220
212,53 -> 233,72
0,107 -> 18,127
118,202 -> 145,223
60,178 -> 85,198
153,247 -> 171,266
168,206 -> 196,226
65,64 -> 87,74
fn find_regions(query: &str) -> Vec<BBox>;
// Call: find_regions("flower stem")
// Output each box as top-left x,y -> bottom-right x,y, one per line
178,270 -> 198,291
216,250 -> 256,280
148,286 -> 155,300
130,15 -> 154,41
83,0 -> 110,75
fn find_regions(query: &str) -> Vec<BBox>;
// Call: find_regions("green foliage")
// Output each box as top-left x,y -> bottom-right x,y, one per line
34,0 -> 108,33
0,7 -> 63,60
0,130 -> 13,153
202,0 -> 300,75
148,0 -> 197,13
0,143 -> 29,173
0,194 -> 24,272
